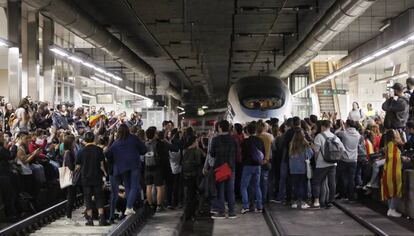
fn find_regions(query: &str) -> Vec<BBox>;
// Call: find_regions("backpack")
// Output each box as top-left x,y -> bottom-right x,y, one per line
251,143 -> 264,165
144,140 -> 159,167
182,148 -> 201,178
320,133 -> 344,163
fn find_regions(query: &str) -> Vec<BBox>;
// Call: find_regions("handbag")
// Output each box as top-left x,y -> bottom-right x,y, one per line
305,159 -> 313,179
58,152 -> 72,189
72,169 -> 81,186
215,162 -> 232,183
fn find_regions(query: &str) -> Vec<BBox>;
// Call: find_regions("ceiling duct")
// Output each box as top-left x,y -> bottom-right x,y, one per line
275,0 -> 376,78
23,0 -> 154,79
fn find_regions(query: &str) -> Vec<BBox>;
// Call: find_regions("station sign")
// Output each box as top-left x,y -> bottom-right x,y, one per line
322,89 -> 348,95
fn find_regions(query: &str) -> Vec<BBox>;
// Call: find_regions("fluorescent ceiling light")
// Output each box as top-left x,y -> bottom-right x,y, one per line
177,106 -> 185,110
50,48 -> 68,57
82,93 -> 95,98
202,105 -> 209,109
372,49 -> 389,57
125,86 -> 133,91
49,45 -> 124,81
0,38 -> 12,47
360,56 -> 374,64
179,111 -> 186,115
69,56 -> 84,63
388,40 -> 407,50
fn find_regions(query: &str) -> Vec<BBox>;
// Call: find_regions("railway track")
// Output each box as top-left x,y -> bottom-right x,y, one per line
263,201 -> 414,236
0,196 -> 153,236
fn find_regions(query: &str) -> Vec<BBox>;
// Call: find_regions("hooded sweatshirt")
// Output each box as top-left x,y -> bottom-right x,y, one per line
336,127 -> 361,163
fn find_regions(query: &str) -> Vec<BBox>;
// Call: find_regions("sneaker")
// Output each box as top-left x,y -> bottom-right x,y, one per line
65,218 -> 80,226
211,213 -> 226,219
301,203 -> 310,209
240,208 -> 250,214
210,209 -> 219,214
156,206 -> 164,212
227,213 -> 238,219
313,202 -> 320,208
254,208 -> 263,213
167,205 -> 175,210
124,208 -> 136,216
85,215 -> 94,226
387,209 -> 402,218
325,203 -> 333,209
99,215 -> 110,226
291,203 -> 298,209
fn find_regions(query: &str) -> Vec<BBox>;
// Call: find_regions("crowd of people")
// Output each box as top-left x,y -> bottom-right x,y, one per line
0,79 -> 414,226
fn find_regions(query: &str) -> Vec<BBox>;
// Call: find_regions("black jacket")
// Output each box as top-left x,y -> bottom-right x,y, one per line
210,133 -> 238,170
241,136 -> 265,166
382,96 -> 409,129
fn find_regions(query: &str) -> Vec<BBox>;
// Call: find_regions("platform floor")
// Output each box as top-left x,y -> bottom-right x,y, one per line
337,200 -> 414,235
212,204 -> 272,236
30,208 -> 113,236
267,203 -> 373,236
137,209 -> 183,236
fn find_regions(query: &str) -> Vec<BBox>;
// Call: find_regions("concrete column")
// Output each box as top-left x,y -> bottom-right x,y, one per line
7,0 -> 22,106
8,47 -> 21,106
408,49 -> 414,78
42,17 -> 55,105
21,3 -> 39,100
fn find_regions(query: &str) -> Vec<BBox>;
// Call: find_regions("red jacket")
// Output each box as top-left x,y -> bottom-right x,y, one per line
28,139 -> 47,159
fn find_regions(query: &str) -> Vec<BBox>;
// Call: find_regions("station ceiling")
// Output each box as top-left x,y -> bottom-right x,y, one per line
70,0 -> 413,105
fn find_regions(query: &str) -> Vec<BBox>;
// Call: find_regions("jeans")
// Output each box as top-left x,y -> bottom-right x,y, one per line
388,198 -> 399,210
240,165 -> 262,210
260,167 -> 269,203
290,174 -> 307,201
216,173 -> 235,214
66,185 -> 77,218
109,175 -> 122,219
183,177 -> 197,219
121,168 -> 141,209
312,166 -> 336,202
277,161 -> 288,201
337,161 -> 357,200
367,159 -> 385,188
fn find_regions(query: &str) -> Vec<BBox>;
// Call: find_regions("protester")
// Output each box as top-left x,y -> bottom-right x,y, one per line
75,132 -> 109,226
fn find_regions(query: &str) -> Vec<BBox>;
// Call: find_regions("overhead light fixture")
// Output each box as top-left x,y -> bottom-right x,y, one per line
202,105 -> 209,109
293,32 -> 414,96
388,40 -> 407,50
0,38 -> 13,48
125,86 -> 134,91
179,111 -> 186,115
379,20 -> 391,32
177,106 -> 185,111
374,72 -> 408,84
49,45 -> 125,81
82,92 -> 95,99
90,75 -> 151,101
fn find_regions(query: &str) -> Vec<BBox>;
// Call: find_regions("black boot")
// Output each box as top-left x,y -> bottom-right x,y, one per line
85,215 -> 94,226
99,214 -> 109,226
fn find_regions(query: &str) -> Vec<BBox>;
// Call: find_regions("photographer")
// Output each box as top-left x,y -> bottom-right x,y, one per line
382,83 -> 409,130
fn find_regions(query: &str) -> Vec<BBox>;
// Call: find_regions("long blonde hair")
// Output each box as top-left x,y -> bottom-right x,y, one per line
289,129 -> 310,156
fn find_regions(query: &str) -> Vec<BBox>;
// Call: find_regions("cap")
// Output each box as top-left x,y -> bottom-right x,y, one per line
407,77 -> 414,85
391,82 -> 404,91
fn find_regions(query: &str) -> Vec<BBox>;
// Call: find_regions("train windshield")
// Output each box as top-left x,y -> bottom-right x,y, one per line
242,97 -> 283,110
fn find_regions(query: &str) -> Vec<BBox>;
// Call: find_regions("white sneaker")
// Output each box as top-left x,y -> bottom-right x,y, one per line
240,208 -> 250,214
387,209 -> 402,218
291,203 -> 298,209
301,203 -> 310,209
124,208 -> 136,216
65,218 -> 80,226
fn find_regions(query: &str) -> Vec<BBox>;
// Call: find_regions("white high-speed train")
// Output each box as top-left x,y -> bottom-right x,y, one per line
227,76 -> 292,124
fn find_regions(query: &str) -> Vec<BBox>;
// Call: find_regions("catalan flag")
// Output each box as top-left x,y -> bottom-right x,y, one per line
381,141 -> 402,201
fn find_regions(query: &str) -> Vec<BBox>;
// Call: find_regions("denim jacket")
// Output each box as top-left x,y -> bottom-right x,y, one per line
289,147 -> 313,174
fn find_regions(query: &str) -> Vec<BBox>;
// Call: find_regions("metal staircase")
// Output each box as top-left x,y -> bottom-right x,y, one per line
310,61 -> 337,114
